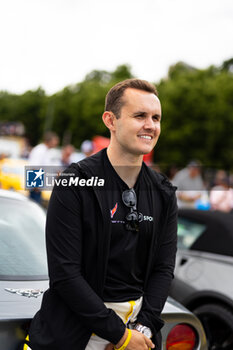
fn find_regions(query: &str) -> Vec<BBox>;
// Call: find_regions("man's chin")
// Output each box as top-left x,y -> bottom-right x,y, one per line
133,148 -> 153,156
136,141 -> 157,155
121,144 -> 154,157
139,146 -> 154,155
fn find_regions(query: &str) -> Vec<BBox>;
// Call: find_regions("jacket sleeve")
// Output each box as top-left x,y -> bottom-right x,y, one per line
46,179 -> 125,345
136,192 -> 178,336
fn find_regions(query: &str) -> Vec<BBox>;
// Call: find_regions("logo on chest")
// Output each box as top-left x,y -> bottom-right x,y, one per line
110,202 -> 154,223
110,202 -> 118,218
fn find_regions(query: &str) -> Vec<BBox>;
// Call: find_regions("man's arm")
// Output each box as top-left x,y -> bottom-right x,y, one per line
106,329 -> 155,350
177,191 -> 201,203
46,182 -> 126,345
136,193 -> 178,337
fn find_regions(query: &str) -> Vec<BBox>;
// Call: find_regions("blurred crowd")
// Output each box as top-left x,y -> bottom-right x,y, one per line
0,131 -> 232,213
167,161 -> 233,213
27,132 -> 94,166
0,131 -> 96,205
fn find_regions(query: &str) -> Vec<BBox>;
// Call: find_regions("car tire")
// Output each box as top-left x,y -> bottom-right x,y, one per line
193,303 -> 233,350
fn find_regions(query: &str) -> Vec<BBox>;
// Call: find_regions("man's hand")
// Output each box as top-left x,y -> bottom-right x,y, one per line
127,329 -> 155,349
109,329 -> 155,350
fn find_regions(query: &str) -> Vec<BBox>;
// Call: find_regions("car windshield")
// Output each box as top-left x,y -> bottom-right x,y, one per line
0,197 -> 48,280
177,217 -> 206,250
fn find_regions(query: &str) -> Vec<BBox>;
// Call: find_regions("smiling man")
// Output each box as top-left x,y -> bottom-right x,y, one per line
28,79 -> 177,350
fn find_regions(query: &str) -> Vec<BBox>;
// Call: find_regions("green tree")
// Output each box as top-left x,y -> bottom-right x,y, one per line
157,61 -> 233,170
54,64 -> 134,148
0,88 -> 46,146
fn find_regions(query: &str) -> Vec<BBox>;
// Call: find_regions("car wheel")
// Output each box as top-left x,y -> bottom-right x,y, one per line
193,303 -> 233,350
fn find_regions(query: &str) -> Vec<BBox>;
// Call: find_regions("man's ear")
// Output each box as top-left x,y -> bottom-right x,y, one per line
102,111 -> 116,131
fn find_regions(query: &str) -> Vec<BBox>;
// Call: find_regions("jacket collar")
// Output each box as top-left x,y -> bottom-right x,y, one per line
71,148 -> 176,201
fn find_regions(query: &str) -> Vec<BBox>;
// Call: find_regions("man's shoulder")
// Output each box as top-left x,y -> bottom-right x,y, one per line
32,143 -> 47,152
143,164 -> 176,197
28,143 -> 47,164
173,168 -> 188,182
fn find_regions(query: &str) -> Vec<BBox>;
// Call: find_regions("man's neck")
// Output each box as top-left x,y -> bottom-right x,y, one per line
107,145 -> 143,188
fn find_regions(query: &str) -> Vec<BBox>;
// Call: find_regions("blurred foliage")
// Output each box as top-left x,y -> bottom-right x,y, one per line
0,61 -> 232,169
157,61 -> 233,169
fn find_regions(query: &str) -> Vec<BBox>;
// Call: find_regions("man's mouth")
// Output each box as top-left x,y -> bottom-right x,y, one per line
138,135 -> 153,140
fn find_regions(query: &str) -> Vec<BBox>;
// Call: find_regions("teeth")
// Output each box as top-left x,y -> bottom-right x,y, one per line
139,135 -> 152,139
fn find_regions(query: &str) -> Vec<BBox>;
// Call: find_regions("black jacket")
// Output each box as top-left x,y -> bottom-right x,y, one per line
29,149 -> 177,350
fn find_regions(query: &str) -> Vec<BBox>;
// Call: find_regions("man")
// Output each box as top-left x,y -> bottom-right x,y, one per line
28,79 -> 177,350
60,144 -> 75,167
28,131 -> 59,203
210,170 -> 233,212
28,131 -> 59,166
172,160 -> 206,208
81,139 -> 94,158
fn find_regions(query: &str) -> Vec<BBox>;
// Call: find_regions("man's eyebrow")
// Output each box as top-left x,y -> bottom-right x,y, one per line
132,111 -> 147,116
132,111 -> 161,119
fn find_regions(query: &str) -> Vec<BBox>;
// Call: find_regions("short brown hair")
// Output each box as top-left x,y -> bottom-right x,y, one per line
105,79 -> 158,118
43,131 -> 58,143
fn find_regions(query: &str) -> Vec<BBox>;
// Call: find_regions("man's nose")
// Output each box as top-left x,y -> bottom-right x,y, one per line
144,117 -> 156,130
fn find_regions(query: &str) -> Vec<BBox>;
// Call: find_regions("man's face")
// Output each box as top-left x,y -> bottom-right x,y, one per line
189,166 -> 201,178
48,136 -> 59,149
112,88 -> 161,157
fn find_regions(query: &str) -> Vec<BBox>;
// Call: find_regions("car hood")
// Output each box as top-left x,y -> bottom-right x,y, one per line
0,280 -> 49,320
177,249 -> 233,265
163,296 -> 190,314
0,281 -> 189,320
